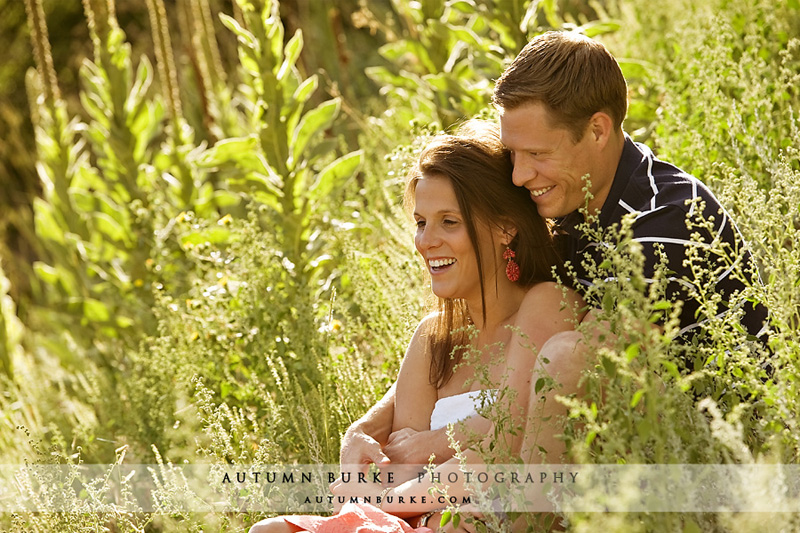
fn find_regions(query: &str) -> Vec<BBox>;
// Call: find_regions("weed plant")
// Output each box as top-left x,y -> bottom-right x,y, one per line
4,0 -> 800,531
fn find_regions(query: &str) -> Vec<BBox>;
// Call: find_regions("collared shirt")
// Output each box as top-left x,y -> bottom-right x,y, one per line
558,136 -> 768,342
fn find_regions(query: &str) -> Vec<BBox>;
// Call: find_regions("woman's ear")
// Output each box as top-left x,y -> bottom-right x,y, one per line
500,225 -> 518,247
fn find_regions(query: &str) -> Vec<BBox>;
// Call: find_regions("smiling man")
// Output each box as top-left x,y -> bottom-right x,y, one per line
493,30 -> 767,342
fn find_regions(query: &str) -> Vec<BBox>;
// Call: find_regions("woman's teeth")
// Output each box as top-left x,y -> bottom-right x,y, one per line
429,258 -> 456,269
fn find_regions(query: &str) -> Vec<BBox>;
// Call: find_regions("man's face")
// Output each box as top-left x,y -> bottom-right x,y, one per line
499,102 -> 612,218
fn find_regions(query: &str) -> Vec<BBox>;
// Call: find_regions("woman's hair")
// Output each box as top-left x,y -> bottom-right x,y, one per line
405,119 -> 564,388
492,31 -> 627,142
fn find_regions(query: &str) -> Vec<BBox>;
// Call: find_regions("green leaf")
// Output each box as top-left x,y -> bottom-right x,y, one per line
290,98 -> 340,169
309,150 -> 363,208
365,66 -> 423,92
630,389 -> 645,408
126,55 -> 153,120
601,356 -> 617,377
661,360 -> 679,379
440,510 -> 451,527
602,290 -> 615,312
200,136 -> 259,167
452,513 -> 460,529
625,343 -> 640,361
94,211 -> 131,245
33,198 -> 66,244
652,300 -> 672,311
448,0 -> 477,14
287,75 -> 319,134
219,14 -> 257,49
534,377 -> 546,394
578,20 -> 622,38
278,30 -> 303,80
617,58 -> 653,81
447,25 -> 481,48
33,262 -> 59,288
83,298 -> 111,322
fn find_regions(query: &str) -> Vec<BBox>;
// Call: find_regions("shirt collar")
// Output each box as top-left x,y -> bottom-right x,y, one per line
598,134 -> 644,228
557,133 -> 642,235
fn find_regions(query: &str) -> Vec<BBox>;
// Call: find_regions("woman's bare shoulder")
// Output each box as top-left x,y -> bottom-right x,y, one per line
517,282 -> 586,331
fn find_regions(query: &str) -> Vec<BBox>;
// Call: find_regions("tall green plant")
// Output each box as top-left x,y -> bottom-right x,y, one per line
203,0 -> 363,284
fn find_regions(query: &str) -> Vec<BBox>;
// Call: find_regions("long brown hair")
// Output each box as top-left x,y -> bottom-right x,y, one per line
493,31 -> 628,141
405,120 -> 564,388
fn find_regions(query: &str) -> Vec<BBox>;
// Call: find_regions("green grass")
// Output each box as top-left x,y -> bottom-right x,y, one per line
2,0 -> 799,530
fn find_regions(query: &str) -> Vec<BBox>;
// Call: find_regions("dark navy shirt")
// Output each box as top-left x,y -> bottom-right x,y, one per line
558,136 -> 768,342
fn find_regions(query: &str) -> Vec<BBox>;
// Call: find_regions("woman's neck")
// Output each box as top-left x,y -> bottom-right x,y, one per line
465,280 -> 528,334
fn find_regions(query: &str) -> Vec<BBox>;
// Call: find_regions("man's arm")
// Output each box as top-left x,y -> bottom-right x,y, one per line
339,382 -> 395,467
383,415 -> 492,465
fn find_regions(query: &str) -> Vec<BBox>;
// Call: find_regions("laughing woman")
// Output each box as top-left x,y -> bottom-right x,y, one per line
249,121 -> 585,532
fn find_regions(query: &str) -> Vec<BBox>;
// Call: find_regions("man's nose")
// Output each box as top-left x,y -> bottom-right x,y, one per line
512,157 -> 536,188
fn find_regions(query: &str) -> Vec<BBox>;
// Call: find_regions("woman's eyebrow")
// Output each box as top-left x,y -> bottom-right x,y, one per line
413,209 -> 461,217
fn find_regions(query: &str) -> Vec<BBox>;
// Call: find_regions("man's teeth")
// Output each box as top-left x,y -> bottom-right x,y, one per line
429,258 -> 456,268
530,186 -> 554,197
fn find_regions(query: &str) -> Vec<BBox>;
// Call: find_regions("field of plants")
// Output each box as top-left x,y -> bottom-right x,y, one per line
1,0 -> 799,531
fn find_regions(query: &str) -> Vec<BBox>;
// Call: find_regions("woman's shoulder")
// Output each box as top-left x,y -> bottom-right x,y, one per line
519,282 -> 587,321
414,311 -> 439,334
521,281 -> 563,304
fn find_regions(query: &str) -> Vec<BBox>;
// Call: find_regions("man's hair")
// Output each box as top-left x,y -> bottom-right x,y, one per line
405,120 -> 564,388
493,31 -> 628,141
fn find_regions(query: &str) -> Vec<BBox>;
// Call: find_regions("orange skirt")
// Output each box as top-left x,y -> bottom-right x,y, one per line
284,502 -> 433,533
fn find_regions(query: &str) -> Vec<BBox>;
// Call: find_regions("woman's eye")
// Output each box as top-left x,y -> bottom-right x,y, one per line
415,220 -> 426,228
443,219 -> 458,226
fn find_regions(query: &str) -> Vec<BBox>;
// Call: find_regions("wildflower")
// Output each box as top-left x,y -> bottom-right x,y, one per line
218,213 -> 233,226
133,279 -> 144,287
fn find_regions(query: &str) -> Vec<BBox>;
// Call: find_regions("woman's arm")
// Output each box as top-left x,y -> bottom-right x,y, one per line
392,315 -> 439,435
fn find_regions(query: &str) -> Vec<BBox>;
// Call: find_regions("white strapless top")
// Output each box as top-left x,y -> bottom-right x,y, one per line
429,390 -> 496,430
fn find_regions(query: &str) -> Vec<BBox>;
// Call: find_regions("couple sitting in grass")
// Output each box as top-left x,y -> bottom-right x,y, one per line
251,30 -> 768,533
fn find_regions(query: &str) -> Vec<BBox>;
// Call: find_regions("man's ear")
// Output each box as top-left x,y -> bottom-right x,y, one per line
588,111 -> 614,148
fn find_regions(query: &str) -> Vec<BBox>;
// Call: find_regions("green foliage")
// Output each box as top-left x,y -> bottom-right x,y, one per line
610,0 -> 800,183
364,0 -> 510,129
4,0 -> 800,530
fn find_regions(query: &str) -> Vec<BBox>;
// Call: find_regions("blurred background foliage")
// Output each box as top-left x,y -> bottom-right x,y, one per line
0,0 -> 798,530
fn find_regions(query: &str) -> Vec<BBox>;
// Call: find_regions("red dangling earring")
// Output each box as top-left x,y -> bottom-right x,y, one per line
503,247 -> 520,282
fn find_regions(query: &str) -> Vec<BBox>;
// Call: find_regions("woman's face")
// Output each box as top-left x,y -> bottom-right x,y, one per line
413,175 -> 501,301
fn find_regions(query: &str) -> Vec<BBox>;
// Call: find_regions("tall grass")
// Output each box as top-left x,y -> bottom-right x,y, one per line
4,0 -> 800,531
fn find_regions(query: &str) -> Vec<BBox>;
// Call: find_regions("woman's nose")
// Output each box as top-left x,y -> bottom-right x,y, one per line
417,226 -> 440,250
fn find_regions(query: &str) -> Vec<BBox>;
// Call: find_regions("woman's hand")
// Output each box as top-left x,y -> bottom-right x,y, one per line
340,428 -> 392,470
385,427 -> 438,465
328,476 -> 386,512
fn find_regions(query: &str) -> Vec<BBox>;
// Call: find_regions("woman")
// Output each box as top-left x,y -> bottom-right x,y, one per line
250,121 -> 584,532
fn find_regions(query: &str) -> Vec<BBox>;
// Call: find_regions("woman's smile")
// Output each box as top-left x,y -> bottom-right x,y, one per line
428,257 -> 457,273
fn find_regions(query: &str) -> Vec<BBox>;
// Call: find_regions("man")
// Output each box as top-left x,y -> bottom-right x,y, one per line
339,28 -> 767,500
